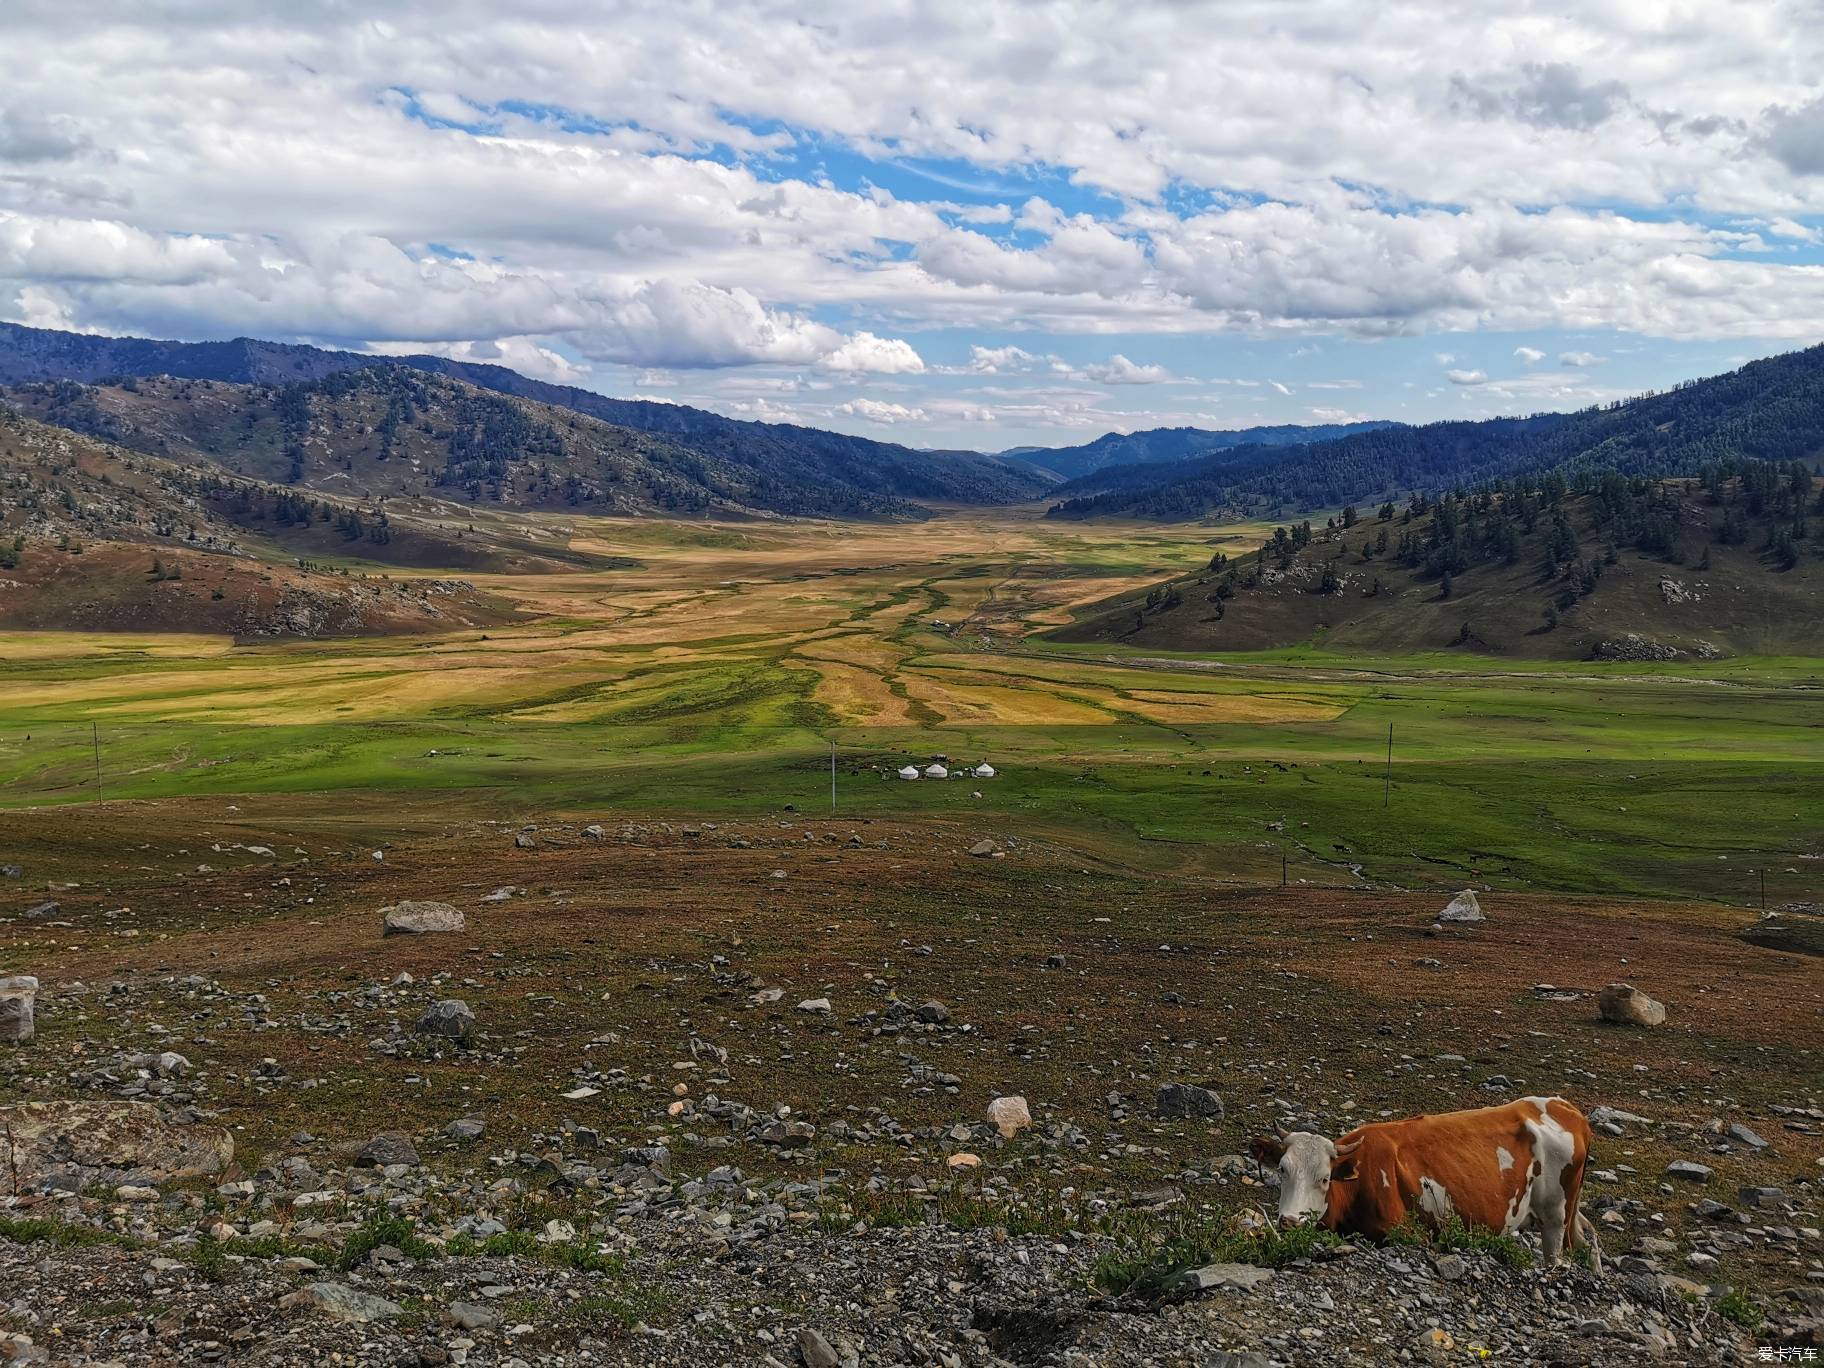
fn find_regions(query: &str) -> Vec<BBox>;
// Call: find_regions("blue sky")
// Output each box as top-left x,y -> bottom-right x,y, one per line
3,2 -> 1822,449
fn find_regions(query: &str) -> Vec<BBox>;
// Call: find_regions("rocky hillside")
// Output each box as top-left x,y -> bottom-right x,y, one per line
0,408 -> 518,637
0,322 -> 1054,519
1,802 -> 1818,1365
1058,466 -> 1824,659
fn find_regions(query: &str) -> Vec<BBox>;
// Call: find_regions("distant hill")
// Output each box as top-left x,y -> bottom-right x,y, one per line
0,409 -> 521,637
0,322 -> 1053,519
1055,464 -> 1823,659
1010,421 -> 1396,480
3,366 -> 1043,522
1047,345 -> 1824,520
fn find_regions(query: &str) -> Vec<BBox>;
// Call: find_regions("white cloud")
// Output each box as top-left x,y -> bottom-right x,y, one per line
1447,368 -> 1488,385
837,397 -> 926,425
0,3 -> 1821,447
1558,350 -> 1607,366
1077,354 -> 1172,384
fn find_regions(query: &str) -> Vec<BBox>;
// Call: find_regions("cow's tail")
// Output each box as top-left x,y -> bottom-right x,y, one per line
1575,1209 -> 1604,1278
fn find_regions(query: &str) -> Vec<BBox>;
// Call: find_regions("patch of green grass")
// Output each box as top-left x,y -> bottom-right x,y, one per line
569,1285 -> 676,1332
335,1214 -> 442,1271
1716,1287 -> 1763,1330
1089,1211 -> 1345,1299
0,1216 -> 139,1251
1385,1214 -> 1535,1269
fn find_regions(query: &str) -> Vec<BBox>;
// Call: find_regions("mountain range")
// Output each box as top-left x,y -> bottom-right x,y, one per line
1001,420 -> 1395,480
1047,343 -> 1824,520
0,323 -> 1048,521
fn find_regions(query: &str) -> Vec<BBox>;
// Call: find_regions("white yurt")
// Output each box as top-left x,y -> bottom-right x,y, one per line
897,765 -> 920,780
973,762 -> 996,779
923,763 -> 949,779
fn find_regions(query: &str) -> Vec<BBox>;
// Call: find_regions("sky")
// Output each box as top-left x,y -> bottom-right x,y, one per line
3,2 -> 1823,452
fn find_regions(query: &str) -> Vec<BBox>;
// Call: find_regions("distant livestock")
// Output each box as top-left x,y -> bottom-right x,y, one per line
1251,1096 -> 1602,1272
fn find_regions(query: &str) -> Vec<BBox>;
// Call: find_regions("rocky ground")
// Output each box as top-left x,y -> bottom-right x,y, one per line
1,797 -> 1820,1364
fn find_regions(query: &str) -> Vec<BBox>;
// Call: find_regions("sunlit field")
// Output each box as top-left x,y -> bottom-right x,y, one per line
1,506 -> 1818,904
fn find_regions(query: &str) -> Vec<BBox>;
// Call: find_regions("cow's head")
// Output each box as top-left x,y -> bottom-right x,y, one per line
1249,1126 -> 1361,1226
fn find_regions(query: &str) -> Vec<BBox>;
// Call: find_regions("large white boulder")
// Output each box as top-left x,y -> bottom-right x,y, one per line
0,974 -> 36,1042
381,900 -> 466,936
1438,890 -> 1484,922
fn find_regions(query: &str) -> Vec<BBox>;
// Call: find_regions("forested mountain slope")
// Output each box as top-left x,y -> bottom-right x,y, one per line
1056,462 -> 1823,659
1008,420 -> 1395,479
1047,345 -> 1824,520
0,322 -> 1051,517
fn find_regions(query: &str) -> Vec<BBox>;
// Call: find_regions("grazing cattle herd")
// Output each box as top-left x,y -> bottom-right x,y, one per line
1252,1096 -> 1603,1274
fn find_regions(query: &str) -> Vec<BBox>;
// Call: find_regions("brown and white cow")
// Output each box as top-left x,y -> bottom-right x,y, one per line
1250,1096 -> 1602,1273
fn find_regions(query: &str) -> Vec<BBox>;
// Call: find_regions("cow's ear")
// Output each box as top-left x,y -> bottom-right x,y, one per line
1250,1135 -> 1285,1165
1330,1154 -> 1359,1183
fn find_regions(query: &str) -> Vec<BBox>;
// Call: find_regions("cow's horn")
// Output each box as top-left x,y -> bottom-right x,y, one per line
1334,1137 -> 1363,1157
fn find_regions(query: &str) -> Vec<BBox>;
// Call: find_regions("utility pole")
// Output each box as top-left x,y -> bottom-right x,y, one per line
1760,867 -> 1766,914
830,739 -> 837,812
1281,850 -> 1287,887
1383,723 -> 1394,808
91,723 -> 101,797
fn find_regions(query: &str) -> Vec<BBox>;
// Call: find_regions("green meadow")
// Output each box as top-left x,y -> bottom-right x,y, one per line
0,509 -> 1817,906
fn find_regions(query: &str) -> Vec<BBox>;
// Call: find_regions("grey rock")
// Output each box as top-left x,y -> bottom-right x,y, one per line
914,1000 -> 950,1024
1433,1253 -> 1467,1281
1178,1262 -> 1275,1292
1665,1161 -> 1712,1183
1438,889 -> 1483,922
380,900 -> 466,936
968,838 -> 999,857
22,901 -> 58,919
1740,1186 -> 1786,1210
0,975 -> 37,1043
450,1301 -> 500,1331
357,1132 -> 420,1168
1155,1083 -> 1224,1120
1726,1122 -> 1769,1150
414,998 -> 476,1041
796,1326 -> 840,1368
445,1116 -> 485,1142
1599,982 -> 1667,1026
282,1281 -> 403,1324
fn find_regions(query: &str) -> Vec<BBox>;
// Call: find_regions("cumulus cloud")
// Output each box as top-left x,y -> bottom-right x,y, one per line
1558,350 -> 1606,366
1077,354 -> 1172,384
1764,96 -> 1824,176
1447,368 -> 1488,385
0,4 -> 1821,447
837,397 -> 926,424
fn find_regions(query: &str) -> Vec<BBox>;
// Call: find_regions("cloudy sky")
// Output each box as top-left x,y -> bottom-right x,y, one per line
4,2 -> 1823,450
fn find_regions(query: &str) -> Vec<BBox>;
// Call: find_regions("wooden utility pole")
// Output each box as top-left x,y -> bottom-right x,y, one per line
830,739 -> 837,812
91,723 -> 101,796
1383,723 -> 1394,807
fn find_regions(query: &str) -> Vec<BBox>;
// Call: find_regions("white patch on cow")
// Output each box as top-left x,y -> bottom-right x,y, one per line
1272,1132 -> 1336,1225
1380,1168 -> 1391,1190
1520,1100 -> 1578,1262
1418,1177 -> 1453,1222
1495,1146 -> 1515,1172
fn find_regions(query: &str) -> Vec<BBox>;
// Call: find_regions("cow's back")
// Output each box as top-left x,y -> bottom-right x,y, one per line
1340,1097 -> 1591,1240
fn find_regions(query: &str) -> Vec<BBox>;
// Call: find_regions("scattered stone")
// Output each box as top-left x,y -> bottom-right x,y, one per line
1178,1262 -> 1275,1292
21,901 -> 58,919
380,900 -> 466,936
915,999 -> 950,1024
0,974 -> 36,1043
449,1302 -> 500,1331
796,1327 -> 840,1368
1665,1161 -> 1713,1183
356,1132 -> 420,1168
413,998 -> 476,1041
986,1095 -> 1032,1139
1154,1083 -> 1224,1120
281,1282 -> 404,1324
445,1116 -> 485,1142
968,839 -> 1000,858
1438,889 -> 1483,922
796,997 -> 832,1014
1726,1122 -> 1769,1150
582,824 -> 605,840
513,831 -> 537,849
1598,982 -> 1667,1026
